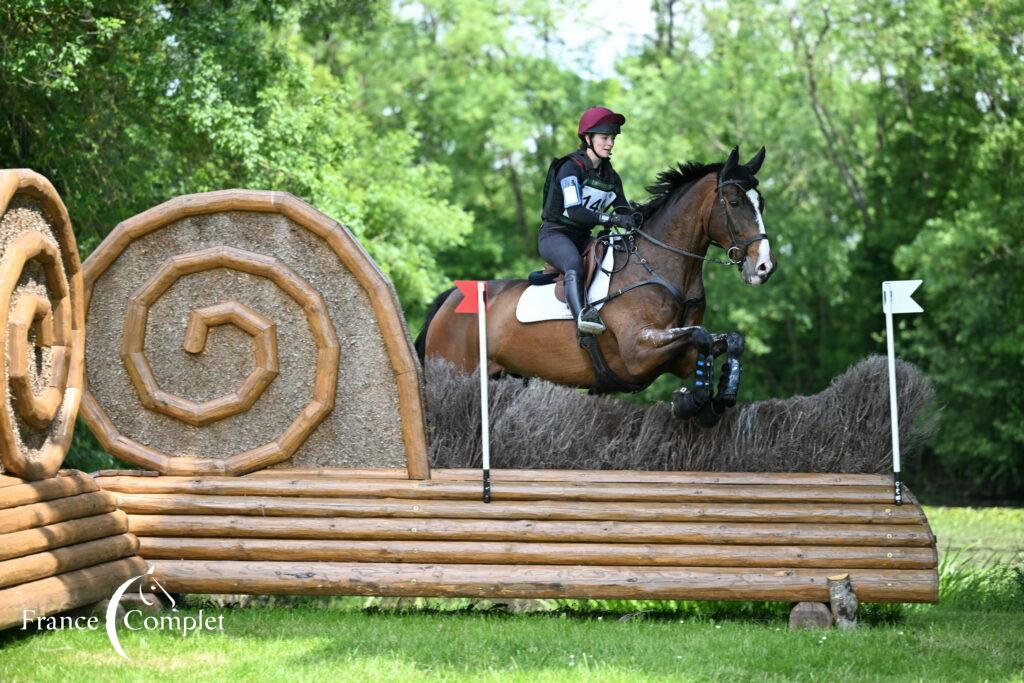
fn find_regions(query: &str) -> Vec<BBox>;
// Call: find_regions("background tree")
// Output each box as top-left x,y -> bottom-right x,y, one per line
2,0 -> 1019,499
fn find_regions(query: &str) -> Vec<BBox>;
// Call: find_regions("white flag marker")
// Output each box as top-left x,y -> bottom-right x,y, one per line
882,280 -> 923,505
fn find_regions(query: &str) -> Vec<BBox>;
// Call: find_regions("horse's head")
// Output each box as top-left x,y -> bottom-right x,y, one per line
708,146 -> 775,285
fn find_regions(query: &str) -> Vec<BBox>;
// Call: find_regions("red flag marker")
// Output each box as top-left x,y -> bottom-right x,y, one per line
454,280 -> 487,314
452,280 -> 491,503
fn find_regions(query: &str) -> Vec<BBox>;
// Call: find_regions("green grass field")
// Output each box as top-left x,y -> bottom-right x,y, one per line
1,506 -> 1021,682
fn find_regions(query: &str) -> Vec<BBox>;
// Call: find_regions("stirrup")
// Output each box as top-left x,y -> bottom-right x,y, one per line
577,307 -> 606,335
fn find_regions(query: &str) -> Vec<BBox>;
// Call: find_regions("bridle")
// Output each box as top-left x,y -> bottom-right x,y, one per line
634,178 -> 768,268
587,176 -> 769,313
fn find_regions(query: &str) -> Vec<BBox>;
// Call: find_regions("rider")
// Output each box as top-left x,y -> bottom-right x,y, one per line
539,106 -> 640,336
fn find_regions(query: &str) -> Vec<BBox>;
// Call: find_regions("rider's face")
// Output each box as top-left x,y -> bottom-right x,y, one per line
590,133 -> 616,157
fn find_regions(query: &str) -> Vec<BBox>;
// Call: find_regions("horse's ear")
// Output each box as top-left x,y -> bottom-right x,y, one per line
744,146 -> 766,175
720,146 -> 740,180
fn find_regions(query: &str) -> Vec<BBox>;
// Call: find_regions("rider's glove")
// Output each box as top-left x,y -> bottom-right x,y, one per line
604,211 -> 642,229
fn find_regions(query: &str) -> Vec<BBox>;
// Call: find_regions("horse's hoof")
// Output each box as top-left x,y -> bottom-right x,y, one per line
672,387 -> 708,419
695,398 -> 722,428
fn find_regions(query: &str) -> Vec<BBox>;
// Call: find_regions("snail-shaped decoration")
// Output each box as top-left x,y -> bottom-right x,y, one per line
82,190 -> 427,477
0,170 -> 85,481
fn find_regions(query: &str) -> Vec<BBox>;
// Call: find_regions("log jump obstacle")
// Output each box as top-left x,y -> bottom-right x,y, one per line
0,170 -> 146,630
81,190 -> 937,612
1,182 -> 937,628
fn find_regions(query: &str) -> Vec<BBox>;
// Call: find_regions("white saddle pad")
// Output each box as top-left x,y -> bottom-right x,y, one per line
516,240 -> 616,323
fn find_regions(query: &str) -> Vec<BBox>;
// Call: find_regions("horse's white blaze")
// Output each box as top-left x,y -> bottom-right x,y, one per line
746,189 -> 771,272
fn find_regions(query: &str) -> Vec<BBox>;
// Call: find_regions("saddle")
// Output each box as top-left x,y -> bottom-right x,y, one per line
527,239 -> 608,304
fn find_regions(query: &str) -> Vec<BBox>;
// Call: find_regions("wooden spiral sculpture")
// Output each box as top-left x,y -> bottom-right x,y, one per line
82,191 -> 428,477
0,170 -> 85,481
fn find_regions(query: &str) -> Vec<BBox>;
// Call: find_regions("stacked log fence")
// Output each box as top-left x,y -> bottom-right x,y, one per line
0,471 -> 146,629
97,468 -> 938,603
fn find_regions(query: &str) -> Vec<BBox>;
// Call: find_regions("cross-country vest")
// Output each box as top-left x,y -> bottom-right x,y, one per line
541,152 -> 619,229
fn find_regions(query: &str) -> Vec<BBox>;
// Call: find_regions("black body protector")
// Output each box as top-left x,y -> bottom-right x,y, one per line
541,150 -> 628,231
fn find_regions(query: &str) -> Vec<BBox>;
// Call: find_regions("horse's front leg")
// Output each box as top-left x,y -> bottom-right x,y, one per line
633,325 -> 717,421
681,331 -> 746,427
711,332 -> 744,413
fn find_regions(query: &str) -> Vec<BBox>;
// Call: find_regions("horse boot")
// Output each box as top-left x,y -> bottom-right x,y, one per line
564,269 -> 605,336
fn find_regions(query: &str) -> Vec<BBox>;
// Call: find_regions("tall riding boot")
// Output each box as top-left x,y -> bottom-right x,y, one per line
564,270 -> 605,335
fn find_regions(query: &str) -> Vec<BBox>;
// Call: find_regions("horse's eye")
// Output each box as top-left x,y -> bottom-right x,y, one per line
729,198 -> 740,207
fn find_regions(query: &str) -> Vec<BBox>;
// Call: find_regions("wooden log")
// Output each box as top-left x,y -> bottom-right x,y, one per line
126,515 -> 935,547
0,475 -> 23,488
96,476 -> 897,504
0,491 -> 117,534
0,472 -> 97,510
151,560 -> 939,603
789,602 -> 832,629
0,534 -> 139,589
0,556 -> 149,630
109,492 -> 926,525
91,470 -> 159,478
0,512 -> 128,562
137,537 -> 938,569
244,468 -> 893,487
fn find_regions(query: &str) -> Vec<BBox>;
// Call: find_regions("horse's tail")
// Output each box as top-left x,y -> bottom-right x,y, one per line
414,287 -> 456,367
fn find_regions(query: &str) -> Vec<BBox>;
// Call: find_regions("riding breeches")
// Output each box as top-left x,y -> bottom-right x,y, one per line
538,224 -> 590,273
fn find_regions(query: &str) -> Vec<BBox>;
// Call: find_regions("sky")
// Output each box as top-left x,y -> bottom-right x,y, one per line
398,1 -> 658,81
556,2 -> 656,79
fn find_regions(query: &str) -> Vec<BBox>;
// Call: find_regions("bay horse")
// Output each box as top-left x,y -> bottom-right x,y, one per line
416,146 -> 776,426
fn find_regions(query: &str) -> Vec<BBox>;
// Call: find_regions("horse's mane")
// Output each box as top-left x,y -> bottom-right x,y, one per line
638,162 -> 723,220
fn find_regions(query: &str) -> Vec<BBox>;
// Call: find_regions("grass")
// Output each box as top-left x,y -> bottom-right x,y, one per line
0,506 -> 1020,682
924,505 -> 1024,566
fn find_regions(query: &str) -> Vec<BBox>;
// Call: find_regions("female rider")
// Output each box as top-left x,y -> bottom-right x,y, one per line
538,106 -> 640,336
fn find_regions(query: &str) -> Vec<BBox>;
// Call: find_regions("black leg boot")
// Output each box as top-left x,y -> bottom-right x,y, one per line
564,270 -> 605,335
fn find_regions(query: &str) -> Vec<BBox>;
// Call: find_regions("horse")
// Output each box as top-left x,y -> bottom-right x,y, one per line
415,145 -> 776,426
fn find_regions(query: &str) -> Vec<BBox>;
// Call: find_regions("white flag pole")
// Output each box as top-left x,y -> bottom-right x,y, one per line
883,283 -> 903,505
477,282 -> 491,503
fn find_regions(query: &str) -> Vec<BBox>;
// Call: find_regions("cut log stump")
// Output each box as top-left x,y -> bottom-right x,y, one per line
828,573 -> 859,629
789,602 -> 832,629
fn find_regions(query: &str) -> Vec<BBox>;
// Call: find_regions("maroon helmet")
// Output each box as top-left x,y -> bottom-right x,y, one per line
578,106 -> 626,137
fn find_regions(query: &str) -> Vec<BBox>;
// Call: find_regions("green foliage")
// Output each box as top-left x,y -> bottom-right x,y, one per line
1,0 -> 470,305
2,1 -> 1019,497
618,0 -> 1024,496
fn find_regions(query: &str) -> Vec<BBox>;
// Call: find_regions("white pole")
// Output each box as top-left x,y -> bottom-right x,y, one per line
883,283 -> 903,505
477,282 -> 491,503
